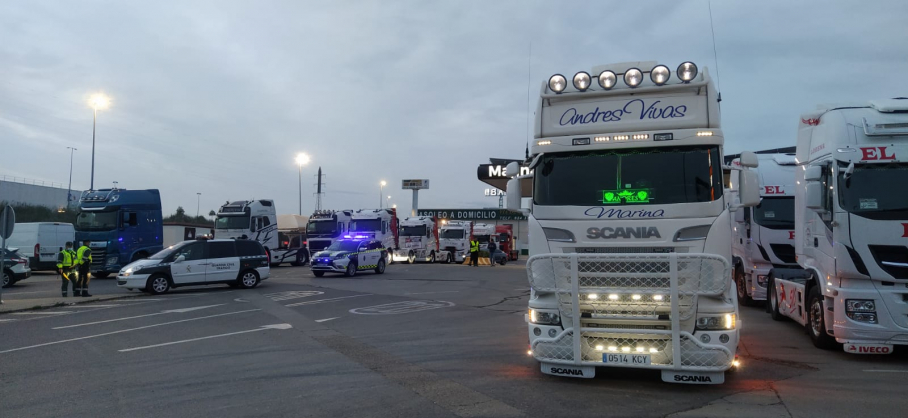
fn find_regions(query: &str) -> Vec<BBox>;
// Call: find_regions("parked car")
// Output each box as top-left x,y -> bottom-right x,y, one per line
2,248 -> 32,287
116,239 -> 269,294
6,222 -> 75,271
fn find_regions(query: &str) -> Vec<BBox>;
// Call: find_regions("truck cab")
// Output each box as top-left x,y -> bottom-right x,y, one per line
730,153 -> 798,305
349,209 -> 399,263
507,61 -> 760,384
439,220 -> 472,263
768,98 -> 908,354
392,216 -> 439,263
75,189 -> 163,278
306,210 -> 353,253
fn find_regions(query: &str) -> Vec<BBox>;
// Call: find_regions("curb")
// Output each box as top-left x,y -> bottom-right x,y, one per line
0,293 -> 146,315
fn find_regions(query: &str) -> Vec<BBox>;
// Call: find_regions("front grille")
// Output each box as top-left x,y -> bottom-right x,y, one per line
569,247 -> 680,254
868,245 -> 908,280
90,248 -> 108,268
769,244 -> 796,264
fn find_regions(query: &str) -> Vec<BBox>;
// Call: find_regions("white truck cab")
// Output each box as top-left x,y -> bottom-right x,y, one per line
215,200 -> 307,266
392,216 -> 440,263
349,209 -> 399,263
507,61 -> 760,384
730,153 -> 798,305
439,220 -> 473,263
306,210 -> 353,254
768,98 -> 908,354
472,223 -> 497,250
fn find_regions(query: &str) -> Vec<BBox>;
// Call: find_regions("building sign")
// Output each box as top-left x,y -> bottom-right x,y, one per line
417,209 -> 527,221
484,189 -> 504,196
477,164 -> 533,180
402,179 -> 430,189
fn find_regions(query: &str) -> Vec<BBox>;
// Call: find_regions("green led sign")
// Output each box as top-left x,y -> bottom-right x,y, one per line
602,189 -> 652,204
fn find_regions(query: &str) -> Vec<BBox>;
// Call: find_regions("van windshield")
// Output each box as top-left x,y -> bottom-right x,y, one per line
215,216 -> 250,230
75,211 -> 118,231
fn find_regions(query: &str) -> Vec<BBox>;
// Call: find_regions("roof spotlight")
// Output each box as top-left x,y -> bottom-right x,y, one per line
650,65 -> 670,85
677,62 -> 698,83
598,70 -> 617,90
549,74 -> 567,93
624,68 -> 643,88
573,71 -> 591,91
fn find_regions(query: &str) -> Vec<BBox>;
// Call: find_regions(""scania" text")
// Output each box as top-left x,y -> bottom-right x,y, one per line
587,227 -> 661,239
550,367 -> 585,376
673,375 -> 712,382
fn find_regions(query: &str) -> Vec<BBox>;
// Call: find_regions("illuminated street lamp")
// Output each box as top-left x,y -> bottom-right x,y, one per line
379,180 -> 387,209
295,153 -> 310,214
87,93 -> 110,191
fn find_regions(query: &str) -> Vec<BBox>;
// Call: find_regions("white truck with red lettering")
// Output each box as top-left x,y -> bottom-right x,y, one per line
349,209 -> 399,264
439,220 -> 473,263
730,154 -> 799,305
506,61 -> 761,384
767,98 -> 908,355
392,216 -> 442,263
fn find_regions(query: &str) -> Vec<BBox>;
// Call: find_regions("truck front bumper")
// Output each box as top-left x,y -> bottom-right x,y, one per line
831,285 -> 908,350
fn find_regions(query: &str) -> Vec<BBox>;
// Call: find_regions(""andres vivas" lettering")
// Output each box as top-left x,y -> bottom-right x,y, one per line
559,99 -> 687,126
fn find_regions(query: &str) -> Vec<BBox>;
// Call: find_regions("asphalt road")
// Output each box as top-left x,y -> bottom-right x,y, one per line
1,261 -> 907,418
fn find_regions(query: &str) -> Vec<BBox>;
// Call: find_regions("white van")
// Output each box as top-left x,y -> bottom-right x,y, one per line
6,223 -> 76,271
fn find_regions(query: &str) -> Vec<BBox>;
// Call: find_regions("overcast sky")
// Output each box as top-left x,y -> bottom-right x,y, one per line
1,0 -> 905,217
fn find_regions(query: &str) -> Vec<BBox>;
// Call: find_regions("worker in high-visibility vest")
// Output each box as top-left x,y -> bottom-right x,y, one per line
56,242 -> 77,297
469,239 -> 480,267
75,240 -> 93,297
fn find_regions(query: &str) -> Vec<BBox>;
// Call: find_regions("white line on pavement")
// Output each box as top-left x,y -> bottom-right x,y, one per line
4,290 -> 56,295
864,370 -> 908,373
65,305 -> 121,308
52,304 -> 225,329
118,323 -> 292,352
403,291 -> 461,295
284,294 -> 372,307
13,311 -> 73,315
314,317 -> 339,323
0,308 -> 261,354
0,319 -> 18,322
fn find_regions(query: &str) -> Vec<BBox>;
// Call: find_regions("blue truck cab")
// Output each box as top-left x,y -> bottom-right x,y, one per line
74,189 -> 164,278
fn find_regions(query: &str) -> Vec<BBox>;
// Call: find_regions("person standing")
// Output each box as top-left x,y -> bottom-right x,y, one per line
56,242 -> 77,297
469,239 -> 479,267
487,240 -> 497,267
75,240 -> 93,297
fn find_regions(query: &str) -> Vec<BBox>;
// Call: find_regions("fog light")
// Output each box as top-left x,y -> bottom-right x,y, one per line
719,334 -> 729,343
573,71 -> 591,91
588,293 -> 599,300
533,327 -> 541,336
636,347 -> 645,353
548,328 -> 557,338
700,334 -> 711,343
598,70 -> 617,90
649,347 -> 658,353
631,294 -> 642,301
621,346 -> 631,352
624,68 -> 643,87
653,295 -> 664,301
650,65 -> 671,85
548,74 -> 566,93
595,344 -> 604,351
608,294 -> 619,301
677,61 -> 698,82
608,346 -> 618,352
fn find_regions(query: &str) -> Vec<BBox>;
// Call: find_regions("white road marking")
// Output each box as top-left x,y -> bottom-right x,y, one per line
13,311 -> 73,315
118,323 -> 292,352
4,290 -> 56,295
864,370 -> 908,373
0,308 -> 261,354
403,291 -> 460,295
65,305 -> 120,308
0,318 -> 18,322
265,290 -> 324,301
51,304 -> 225,329
350,300 -> 455,315
314,317 -> 339,323
284,294 -> 372,307
234,298 -> 248,302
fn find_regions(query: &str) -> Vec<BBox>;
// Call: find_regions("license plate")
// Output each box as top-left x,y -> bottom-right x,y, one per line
603,353 -> 651,365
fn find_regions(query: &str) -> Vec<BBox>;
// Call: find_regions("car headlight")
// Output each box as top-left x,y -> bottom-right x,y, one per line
548,74 -> 566,93
696,314 -> 735,330
529,309 -> 561,325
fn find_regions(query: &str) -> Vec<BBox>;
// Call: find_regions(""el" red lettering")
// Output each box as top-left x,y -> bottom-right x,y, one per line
902,223 -> 908,238
789,231 -> 795,240
861,147 -> 897,161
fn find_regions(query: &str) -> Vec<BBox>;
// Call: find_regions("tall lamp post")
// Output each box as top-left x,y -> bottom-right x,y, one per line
66,147 -> 77,208
387,195 -> 391,209
196,192 -> 202,218
379,181 -> 386,209
295,153 -> 310,215
88,93 -> 111,191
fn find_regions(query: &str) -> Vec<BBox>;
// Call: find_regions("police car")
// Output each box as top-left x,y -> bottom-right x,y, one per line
310,237 -> 387,277
116,239 -> 269,294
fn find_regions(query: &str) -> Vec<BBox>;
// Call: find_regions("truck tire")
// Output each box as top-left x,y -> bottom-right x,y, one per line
806,286 -> 837,349
735,268 -> 754,307
291,251 -> 309,267
768,278 -> 784,321
429,251 -> 436,263
445,253 -> 454,264
407,251 -> 415,264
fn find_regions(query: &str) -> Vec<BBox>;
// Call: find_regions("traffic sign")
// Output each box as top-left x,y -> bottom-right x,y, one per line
0,205 -> 14,239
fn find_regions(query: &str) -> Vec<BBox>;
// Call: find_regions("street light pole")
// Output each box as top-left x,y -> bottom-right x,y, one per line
91,108 -> 96,190
295,153 -> 310,215
380,181 -> 386,209
196,193 -> 201,218
66,147 -> 77,208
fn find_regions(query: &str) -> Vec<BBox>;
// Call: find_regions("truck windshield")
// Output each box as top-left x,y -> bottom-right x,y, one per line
475,235 -> 491,244
351,219 -> 381,231
533,146 -> 723,206
400,225 -> 427,236
326,240 -> 361,252
215,216 -> 250,230
307,220 -> 337,235
838,163 -> 908,219
753,197 -> 794,229
75,211 -> 118,231
440,229 -> 464,239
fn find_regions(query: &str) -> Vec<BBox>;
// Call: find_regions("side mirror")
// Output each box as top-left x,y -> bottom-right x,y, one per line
506,177 -> 521,211
505,162 -> 520,177
805,182 -> 825,212
174,255 -> 186,263
738,170 -> 761,207
739,151 -> 759,168
805,166 -> 823,182
734,208 -> 745,223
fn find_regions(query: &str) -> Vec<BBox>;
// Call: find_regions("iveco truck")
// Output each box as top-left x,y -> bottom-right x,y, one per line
507,61 -> 759,384
75,189 -> 164,278
730,153 -> 799,305
768,99 -> 908,355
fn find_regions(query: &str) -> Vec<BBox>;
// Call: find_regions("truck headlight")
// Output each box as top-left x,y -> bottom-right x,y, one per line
529,309 -> 560,326
106,256 -> 119,266
846,299 -> 878,323
696,314 -> 735,330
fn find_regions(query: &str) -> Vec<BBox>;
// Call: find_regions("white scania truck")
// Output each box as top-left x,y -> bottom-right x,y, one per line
306,210 -> 353,253
507,61 -> 760,384
768,99 -> 908,355
730,153 -> 799,306
439,220 -> 473,263
215,200 -> 308,266
392,216 -> 441,263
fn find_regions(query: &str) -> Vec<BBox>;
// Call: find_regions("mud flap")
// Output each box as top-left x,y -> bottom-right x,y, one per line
661,370 -> 724,384
540,363 -> 595,379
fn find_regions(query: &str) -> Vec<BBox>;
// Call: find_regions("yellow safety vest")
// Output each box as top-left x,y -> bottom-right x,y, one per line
57,249 -> 74,268
76,246 -> 93,265
470,240 -> 479,253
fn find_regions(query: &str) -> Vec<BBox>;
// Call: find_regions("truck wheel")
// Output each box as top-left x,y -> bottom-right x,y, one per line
446,253 -> 454,264
345,262 -> 357,277
736,268 -> 754,307
386,250 -> 393,265
769,278 -> 784,321
313,271 -> 325,277
291,251 -> 309,267
146,275 -> 171,295
375,259 -> 386,274
429,251 -> 436,263
806,286 -> 837,349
